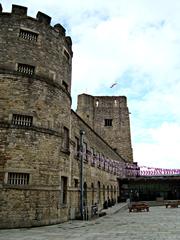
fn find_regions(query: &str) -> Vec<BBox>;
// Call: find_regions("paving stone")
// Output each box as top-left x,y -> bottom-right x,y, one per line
0,205 -> 180,240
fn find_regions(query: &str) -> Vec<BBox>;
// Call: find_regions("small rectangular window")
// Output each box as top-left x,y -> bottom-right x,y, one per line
104,119 -> 112,126
63,49 -> 70,61
17,63 -> 35,76
63,127 -> 69,151
62,81 -> 68,91
19,29 -> 38,42
74,179 -> 78,188
75,137 -> 80,158
61,176 -> 67,205
12,114 -> 33,127
8,172 -> 29,185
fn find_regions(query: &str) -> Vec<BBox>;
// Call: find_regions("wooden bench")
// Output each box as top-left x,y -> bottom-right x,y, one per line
165,201 -> 179,208
129,202 -> 149,212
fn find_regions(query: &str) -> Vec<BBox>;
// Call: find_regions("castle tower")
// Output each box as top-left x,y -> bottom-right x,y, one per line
0,4 -> 72,228
77,94 -> 133,163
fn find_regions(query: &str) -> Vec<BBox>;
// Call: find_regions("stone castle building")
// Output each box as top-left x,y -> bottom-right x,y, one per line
0,5 -> 135,228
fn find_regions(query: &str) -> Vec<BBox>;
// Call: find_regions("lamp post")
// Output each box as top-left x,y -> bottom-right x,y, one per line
80,130 -> 85,220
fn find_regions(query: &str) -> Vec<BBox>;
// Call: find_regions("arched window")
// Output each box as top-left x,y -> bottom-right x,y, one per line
95,99 -> 99,107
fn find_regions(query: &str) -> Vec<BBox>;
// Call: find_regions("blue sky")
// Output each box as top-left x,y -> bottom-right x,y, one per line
1,0 -> 180,169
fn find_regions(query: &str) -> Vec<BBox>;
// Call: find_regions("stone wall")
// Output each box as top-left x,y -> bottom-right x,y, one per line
0,4 -> 72,93
0,4 -> 133,228
0,4 -> 72,228
69,111 -> 124,218
77,94 -> 133,162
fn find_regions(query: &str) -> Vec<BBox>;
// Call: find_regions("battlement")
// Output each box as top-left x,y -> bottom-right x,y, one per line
0,4 -> 72,46
77,93 -> 127,108
0,3 -> 73,96
12,4 -> 27,16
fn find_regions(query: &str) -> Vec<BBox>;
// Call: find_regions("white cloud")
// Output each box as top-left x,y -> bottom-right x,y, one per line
134,122 -> 180,168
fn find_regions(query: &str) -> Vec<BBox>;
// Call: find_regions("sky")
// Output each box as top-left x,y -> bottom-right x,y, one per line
1,0 -> 180,169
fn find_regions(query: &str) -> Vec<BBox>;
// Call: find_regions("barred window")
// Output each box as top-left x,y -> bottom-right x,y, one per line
104,119 -> 112,126
12,114 -> 33,127
17,63 -> 35,76
19,29 -> 38,42
8,172 -> 29,185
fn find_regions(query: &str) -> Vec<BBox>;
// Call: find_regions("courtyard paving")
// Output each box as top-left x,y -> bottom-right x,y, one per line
1,204 -> 180,240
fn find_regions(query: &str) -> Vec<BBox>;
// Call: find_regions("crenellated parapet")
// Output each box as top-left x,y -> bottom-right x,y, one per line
0,4 -> 72,134
0,4 -> 72,48
0,4 -> 73,94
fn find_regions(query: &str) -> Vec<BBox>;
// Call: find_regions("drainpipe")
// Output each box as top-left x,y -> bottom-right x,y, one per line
80,130 -> 85,220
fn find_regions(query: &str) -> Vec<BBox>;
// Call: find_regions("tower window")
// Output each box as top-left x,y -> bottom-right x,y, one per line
19,29 -> 38,42
62,81 -> 68,91
12,114 -> 33,127
62,127 -> 69,151
17,63 -> 35,76
8,172 -> 29,185
63,48 -> 70,62
95,100 -> 99,107
104,119 -> 112,126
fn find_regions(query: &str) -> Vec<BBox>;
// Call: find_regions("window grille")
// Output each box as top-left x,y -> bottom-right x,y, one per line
19,29 -> 38,42
104,119 -> 112,126
8,172 -> 29,185
12,114 -> 33,127
17,63 -> 35,76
